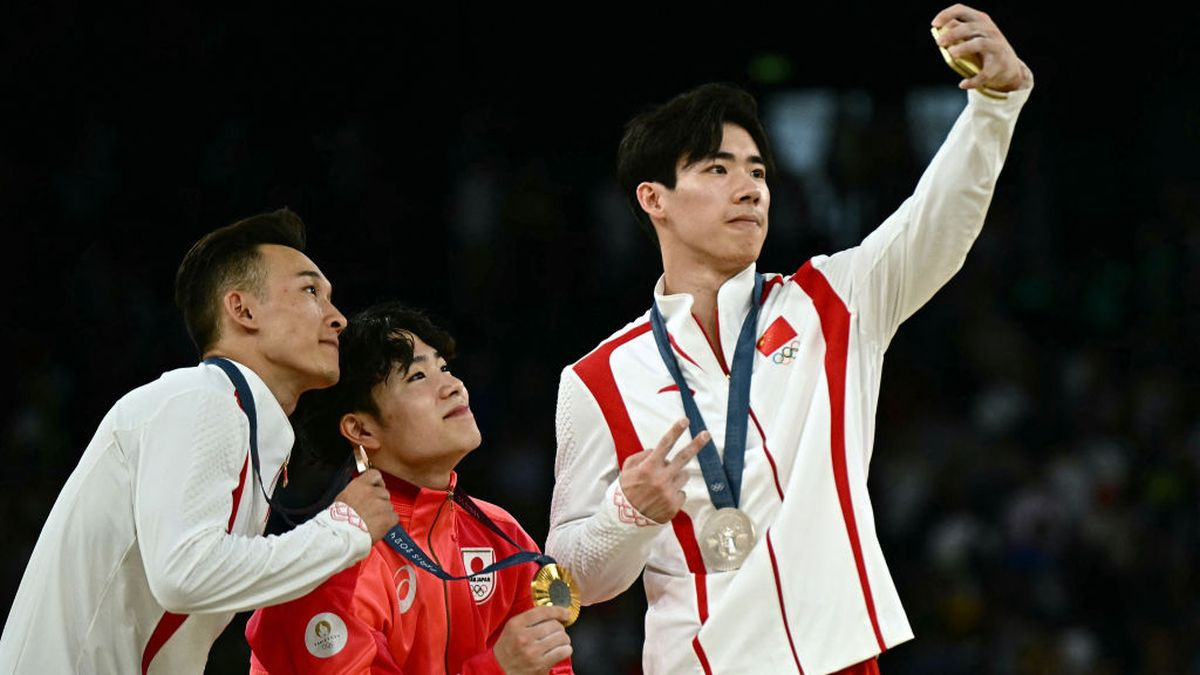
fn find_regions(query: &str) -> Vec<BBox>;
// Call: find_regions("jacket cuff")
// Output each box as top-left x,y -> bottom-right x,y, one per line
603,479 -> 668,528
316,501 -> 374,558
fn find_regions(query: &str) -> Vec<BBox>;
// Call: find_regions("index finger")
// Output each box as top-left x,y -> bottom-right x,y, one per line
353,468 -> 384,486
650,418 -> 690,462
932,3 -> 981,28
518,604 -> 572,626
668,429 -> 710,471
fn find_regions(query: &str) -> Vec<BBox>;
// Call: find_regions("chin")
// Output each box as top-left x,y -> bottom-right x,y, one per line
311,365 -> 340,389
465,430 -> 483,452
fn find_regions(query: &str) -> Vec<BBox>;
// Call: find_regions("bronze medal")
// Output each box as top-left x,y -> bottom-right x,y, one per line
699,507 -> 756,572
931,26 -> 1007,100
531,563 -> 581,627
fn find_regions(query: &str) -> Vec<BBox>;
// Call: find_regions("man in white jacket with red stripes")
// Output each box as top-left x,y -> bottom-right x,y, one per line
0,209 -> 398,674
547,6 -> 1033,674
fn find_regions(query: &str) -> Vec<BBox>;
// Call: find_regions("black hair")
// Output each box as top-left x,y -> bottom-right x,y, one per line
616,82 -> 775,241
297,302 -> 457,468
174,208 -> 307,354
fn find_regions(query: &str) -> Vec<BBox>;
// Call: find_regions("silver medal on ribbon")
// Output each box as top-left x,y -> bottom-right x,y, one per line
699,507 -> 756,571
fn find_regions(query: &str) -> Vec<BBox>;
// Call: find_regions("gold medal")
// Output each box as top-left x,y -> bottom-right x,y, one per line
531,563 -> 580,627
699,507 -> 756,571
930,26 -> 1007,100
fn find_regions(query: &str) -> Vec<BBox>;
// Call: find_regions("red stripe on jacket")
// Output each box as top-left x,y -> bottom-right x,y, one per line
573,321 -> 713,668
792,260 -> 887,652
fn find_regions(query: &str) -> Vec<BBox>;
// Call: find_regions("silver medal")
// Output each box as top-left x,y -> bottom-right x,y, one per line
699,507 -> 756,571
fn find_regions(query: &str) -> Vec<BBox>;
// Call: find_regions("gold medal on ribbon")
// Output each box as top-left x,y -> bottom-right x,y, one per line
931,26 -> 1007,100
531,563 -> 580,627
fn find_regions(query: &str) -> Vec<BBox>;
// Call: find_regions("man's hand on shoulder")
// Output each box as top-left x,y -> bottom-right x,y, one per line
334,469 -> 398,543
933,4 -> 1032,93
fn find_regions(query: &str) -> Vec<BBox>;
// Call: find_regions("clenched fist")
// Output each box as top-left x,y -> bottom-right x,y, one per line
933,4 -> 1032,93
493,605 -> 572,674
333,469 -> 398,543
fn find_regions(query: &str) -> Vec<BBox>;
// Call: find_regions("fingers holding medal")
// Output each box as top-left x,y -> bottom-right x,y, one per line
494,601 -> 574,672
931,4 -> 1031,98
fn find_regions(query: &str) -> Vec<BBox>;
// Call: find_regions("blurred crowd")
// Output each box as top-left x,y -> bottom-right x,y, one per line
3,9 -> 1198,672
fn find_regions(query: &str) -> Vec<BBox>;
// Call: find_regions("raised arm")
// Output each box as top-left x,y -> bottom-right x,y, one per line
813,5 -> 1033,344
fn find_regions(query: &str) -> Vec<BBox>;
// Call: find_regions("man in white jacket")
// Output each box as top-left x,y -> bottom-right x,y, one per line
0,208 -> 398,674
547,6 -> 1033,674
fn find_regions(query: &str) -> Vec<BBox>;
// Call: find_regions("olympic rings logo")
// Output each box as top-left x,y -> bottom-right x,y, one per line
771,341 -> 801,365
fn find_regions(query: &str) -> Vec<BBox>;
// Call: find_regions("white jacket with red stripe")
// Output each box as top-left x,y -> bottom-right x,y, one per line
0,360 -> 372,674
546,85 -> 1032,675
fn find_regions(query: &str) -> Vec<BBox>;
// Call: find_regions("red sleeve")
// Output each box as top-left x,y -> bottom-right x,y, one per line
460,648 -> 505,674
245,558 -> 403,674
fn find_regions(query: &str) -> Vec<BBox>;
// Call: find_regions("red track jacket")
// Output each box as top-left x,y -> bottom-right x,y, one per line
246,472 -> 573,674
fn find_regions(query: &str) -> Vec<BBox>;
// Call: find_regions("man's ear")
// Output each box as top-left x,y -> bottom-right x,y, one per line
340,412 -> 380,451
636,181 -> 668,223
221,290 -> 258,332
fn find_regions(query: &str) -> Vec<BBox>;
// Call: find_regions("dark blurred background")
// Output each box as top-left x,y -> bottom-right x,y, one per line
4,2 -> 1199,673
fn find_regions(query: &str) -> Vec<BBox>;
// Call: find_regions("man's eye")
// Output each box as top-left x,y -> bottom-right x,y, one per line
751,168 -> 766,179
708,165 -> 727,174
406,371 -> 425,383
304,286 -> 318,295
440,364 -> 451,373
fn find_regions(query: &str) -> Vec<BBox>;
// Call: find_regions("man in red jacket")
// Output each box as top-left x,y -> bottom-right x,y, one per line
246,302 -> 573,674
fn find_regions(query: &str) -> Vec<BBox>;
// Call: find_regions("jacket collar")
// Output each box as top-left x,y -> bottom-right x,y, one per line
651,262 -> 758,375
381,470 -> 460,530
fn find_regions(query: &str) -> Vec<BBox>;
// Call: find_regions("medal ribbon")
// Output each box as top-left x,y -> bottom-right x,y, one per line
205,357 -> 345,527
649,273 -> 763,509
207,358 -> 557,582
381,489 -> 557,582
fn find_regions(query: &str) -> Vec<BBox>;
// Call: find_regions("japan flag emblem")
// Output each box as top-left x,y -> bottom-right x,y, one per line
462,547 -> 496,603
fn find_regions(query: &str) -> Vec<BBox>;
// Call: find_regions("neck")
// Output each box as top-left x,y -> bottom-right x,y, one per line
661,254 -> 745,353
371,455 -> 458,492
203,347 -> 304,415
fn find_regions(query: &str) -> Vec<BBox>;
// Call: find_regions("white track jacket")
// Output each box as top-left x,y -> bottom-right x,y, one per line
0,360 -> 372,674
547,85 -> 1032,675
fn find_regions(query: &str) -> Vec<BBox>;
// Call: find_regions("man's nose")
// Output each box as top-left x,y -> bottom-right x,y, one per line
733,175 -> 762,204
328,302 -> 348,333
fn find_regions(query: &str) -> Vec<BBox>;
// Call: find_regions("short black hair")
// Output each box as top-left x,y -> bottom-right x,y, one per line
174,208 -> 307,354
616,82 -> 775,240
297,302 -> 457,468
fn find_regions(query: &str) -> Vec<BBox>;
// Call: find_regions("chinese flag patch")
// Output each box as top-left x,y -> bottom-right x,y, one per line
757,317 -> 797,356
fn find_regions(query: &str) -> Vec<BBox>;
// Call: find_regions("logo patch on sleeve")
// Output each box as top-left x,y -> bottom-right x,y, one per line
461,547 -> 496,603
757,317 -> 798,357
304,612 -> 348,658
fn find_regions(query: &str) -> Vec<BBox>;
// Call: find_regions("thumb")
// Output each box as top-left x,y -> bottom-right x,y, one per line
622,449 -> 648,471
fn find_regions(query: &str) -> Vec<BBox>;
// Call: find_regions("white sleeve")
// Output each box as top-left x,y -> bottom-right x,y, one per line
545,367 -> 667,605
133,388 -> 372,614
814,84 -> 1033,345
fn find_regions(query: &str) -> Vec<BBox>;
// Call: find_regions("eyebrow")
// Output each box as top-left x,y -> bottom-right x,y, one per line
296,270 -> 332,290
707,151 -> 766,166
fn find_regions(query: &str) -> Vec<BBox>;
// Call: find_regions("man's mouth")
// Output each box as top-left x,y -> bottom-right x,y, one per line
444,405 -> 472,419
728,215 -> 761,226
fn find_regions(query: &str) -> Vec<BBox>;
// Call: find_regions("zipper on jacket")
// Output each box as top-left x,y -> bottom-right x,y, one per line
428,490 -> 454,674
